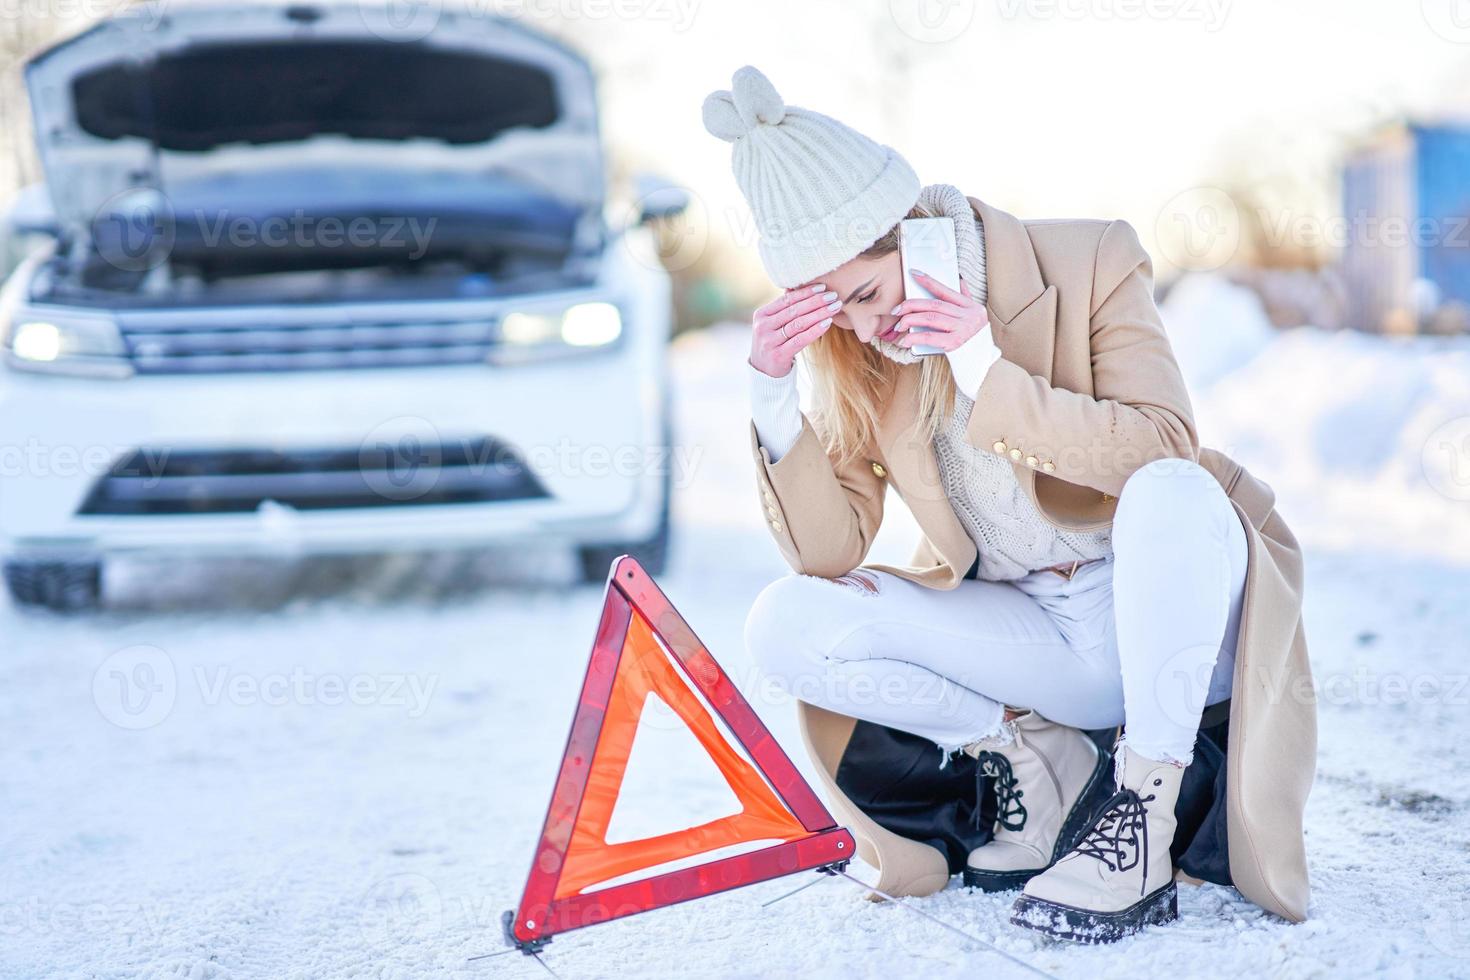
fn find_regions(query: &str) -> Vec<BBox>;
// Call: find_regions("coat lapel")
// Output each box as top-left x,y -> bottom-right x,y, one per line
874,365 -> 948,507
873,364 -> 975,577
870,197 -> 1061,584
969,196 -> 1057,382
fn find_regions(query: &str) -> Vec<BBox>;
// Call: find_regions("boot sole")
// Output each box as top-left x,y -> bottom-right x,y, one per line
1009,881 -> 1179,944
960,866 -> 1038,892
962,739 -> 1114,892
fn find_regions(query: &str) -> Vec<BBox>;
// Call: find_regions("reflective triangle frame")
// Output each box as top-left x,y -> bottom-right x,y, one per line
504,556 -> 854,953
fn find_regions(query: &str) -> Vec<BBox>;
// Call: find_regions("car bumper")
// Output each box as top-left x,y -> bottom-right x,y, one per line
0,350 -> 668,559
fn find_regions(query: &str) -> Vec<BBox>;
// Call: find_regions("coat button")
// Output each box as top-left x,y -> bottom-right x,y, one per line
1009,448 -> 1022,462
1025,455 -> 1039,468
992,440 -> 1007,454
871,461 -> 887,478
1101,493 -> 1114,503
766,506 -> 780,520
1041,461 -> 1055,474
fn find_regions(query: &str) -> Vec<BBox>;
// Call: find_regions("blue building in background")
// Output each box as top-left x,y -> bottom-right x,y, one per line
1342,122 -> 1470,333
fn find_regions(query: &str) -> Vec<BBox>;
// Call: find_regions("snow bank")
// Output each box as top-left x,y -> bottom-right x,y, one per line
1162,275 -> 1470,560
1159,274 -> 1277,391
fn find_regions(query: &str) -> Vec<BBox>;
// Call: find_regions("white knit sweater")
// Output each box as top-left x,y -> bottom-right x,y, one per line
750,185 -> 1112,582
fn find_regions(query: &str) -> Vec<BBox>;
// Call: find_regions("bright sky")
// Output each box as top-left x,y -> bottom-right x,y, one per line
563,0 -> 1470,281
10,0 -> 1469,284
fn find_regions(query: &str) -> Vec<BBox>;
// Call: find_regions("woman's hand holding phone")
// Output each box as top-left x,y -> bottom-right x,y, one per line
893,271 -> 1004,395
890,272 -> 993,353
749,284 -> 838,378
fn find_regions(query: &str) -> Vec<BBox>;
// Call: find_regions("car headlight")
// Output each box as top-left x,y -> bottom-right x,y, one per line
492,302 -> 623,363
3,312 -> 132,378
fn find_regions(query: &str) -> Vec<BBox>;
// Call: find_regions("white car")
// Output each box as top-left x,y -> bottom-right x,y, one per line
0,5 -> 683,610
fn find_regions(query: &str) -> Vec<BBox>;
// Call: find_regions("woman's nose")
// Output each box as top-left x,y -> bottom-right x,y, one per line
854,315 -> 888,342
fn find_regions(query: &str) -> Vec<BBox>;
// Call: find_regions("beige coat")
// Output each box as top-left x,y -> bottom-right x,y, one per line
747,197 -> 1315,922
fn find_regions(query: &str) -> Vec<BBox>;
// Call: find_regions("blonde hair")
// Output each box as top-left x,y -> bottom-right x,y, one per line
804,201 -> 958,467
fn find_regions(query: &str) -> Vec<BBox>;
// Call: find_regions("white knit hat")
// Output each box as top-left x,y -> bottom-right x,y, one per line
702,66 -> 920,288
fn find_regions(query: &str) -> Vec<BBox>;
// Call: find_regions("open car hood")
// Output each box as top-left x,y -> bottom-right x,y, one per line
24,4 -> 605,257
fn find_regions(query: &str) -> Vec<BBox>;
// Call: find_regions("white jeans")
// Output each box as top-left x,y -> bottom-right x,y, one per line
743,458 -> 1249,764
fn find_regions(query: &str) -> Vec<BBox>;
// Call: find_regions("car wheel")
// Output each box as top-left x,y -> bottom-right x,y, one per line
3,559 -> 103,611
577,418 -> 674,584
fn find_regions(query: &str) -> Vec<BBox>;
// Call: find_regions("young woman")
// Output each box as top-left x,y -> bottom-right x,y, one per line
703,66 -> 1315,942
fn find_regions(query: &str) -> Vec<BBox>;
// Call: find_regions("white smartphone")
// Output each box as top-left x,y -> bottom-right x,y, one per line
898,216 -> 960,356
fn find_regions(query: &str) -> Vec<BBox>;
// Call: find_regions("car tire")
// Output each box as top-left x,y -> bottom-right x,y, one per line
577,417 -> 674,584
3,558 -> 103,612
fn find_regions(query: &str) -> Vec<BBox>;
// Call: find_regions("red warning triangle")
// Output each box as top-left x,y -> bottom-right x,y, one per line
506,556 -> 854,951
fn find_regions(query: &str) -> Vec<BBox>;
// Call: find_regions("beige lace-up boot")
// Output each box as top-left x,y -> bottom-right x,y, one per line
961,710 -> 1108,892
1010,744 -> 1186,943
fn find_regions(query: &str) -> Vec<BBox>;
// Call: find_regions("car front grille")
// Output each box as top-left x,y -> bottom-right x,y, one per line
118,316 -> 501,373
78,437 -> 548,515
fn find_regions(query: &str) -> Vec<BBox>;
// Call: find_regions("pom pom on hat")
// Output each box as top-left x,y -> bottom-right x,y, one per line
700,65 -> 920,287
701,65 -> 787,142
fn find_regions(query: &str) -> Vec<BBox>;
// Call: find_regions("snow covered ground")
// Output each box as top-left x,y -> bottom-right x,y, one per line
4,277 -> 1470,978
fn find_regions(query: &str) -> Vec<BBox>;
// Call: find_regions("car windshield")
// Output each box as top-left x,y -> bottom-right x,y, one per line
32,34 -> 600,303
71,40 -> 561,149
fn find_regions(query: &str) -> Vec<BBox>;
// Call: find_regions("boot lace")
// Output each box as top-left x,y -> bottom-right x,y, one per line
1074,785 -> 1156,895
972,751 -> 1027,832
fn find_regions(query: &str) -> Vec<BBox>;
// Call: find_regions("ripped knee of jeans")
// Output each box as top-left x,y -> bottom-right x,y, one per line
806,570 -> 880,597
745,570 -> 879,680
